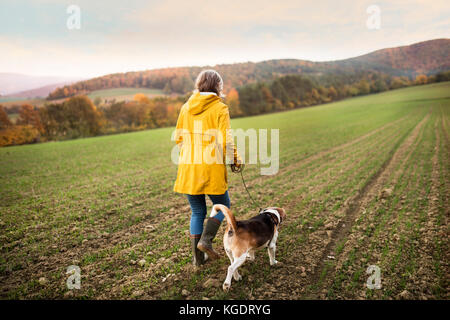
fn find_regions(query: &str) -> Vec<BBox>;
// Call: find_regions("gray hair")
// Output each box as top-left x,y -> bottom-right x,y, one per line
195,69 -> 224,98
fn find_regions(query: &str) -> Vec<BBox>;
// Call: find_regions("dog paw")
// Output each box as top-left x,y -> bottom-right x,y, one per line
223,282 -> 231,292
233,273 -> 242,281
270,260 -> 279,266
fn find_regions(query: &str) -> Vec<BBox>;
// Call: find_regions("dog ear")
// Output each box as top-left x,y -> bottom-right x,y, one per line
274,207 -> 286,222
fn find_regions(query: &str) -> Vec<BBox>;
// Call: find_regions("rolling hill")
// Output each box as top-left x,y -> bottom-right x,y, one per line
47,39 -> 450,100
334,38 -> 450,76
3,82 -> 79,99
0,73 -> 81,96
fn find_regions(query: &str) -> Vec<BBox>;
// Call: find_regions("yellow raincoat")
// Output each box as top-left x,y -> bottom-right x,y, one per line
173,92 -> 240,195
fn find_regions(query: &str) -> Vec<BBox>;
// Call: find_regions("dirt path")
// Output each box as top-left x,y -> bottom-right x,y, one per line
297,112 -> 430,298
248,115 -> 409,187
413,118 -> 448,298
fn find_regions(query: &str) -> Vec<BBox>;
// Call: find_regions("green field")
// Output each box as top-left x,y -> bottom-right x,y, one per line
0,87 -> 166,109
0,98 -> 45,108
0,97 -> 29,103
87,87 -> 165,101
0,82 -> 448,299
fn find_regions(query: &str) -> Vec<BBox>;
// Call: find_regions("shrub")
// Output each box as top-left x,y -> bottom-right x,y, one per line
0,125 -> 40,147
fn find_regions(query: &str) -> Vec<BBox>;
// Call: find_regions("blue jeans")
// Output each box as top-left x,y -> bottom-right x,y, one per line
186,190 -> 230,236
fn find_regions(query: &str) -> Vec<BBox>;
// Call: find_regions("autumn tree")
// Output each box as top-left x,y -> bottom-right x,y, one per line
93,97 -> 102,107
0,105 -> 12,129
270,80 -> 288,105
261,86 -> 274,112
311,88 -> 320,102
371,79 -> 388,93
328,86 -> 338,100
225,88 -> 242,117
390,77 -> 410,89
435,71 -> 450,82
133,93 -> 151,104
39,103 -> 66,139
415,74 -> 428,85
0,125 -> 39,147
357,80 -> 370,95
16,104 -> 44,134
238,83 -> 267,115
166,102 -> 183,126
149,99 -> 169,127
62,96 -> 104,137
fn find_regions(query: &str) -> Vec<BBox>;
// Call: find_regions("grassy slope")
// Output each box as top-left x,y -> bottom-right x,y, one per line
0,88 -> 165,107
0,82 -> 448,299
87,88 -> 165,100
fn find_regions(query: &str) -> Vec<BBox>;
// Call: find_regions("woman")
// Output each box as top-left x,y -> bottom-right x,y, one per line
173,70 -> 242,266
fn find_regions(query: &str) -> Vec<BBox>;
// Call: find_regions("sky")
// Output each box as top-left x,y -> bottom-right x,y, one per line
0,0 -> 449,78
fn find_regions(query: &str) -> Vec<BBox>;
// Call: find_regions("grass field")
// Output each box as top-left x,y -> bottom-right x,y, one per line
0,98 -> 45,108
0,82 -> 448,300
0,87 -> 166,108
87,88 -> 166,101
0,97 -> 30,103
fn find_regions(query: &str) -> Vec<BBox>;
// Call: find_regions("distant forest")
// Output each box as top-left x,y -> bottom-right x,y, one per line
1,70 -> 449,147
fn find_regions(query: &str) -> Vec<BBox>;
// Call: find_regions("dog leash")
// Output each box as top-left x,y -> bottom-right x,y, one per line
231,163 -> 262,212
232,164 -> 278,245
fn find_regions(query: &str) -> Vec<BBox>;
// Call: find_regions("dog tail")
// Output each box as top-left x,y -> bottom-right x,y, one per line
211,204 -> 237,231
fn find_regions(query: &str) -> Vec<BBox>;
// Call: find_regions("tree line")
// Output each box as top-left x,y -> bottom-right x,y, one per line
46,60 -> 322,99
1,71 -> 449,147
236,71 -> 450,116
0,94 -> 186,146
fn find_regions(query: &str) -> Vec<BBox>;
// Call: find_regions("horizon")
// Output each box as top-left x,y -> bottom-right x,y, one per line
1,0 -> 449,79
1,37 -> 448,80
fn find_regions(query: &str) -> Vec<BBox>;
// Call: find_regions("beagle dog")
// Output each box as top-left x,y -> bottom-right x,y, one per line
210,204 -> 287,291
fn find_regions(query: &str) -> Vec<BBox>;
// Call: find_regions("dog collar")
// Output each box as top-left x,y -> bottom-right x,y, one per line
260,209 -> 281,225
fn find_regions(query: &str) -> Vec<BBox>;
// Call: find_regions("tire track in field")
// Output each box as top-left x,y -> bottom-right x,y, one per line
304,111 -> 430,298
319,112 -> 430,299
227,114 -> 412,217
274,113 -> 415,170
275,123 -> 403,205
246,115 -> 409,186
440,106 -> 450,152
413,117 -> 447,298
434,113 -> 450,298
245,111 -> 426,300
348,114 -> 444,299
230,121 -> 400,222
248,113 -> 423,299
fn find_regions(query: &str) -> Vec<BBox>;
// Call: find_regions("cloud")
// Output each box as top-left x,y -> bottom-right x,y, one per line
0,0 -> 448,77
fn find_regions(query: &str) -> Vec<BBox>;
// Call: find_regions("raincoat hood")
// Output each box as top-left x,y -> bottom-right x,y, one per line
187,92 -> 221,115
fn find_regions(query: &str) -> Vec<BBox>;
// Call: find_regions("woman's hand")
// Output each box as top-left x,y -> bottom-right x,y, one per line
230,161 -> 244,173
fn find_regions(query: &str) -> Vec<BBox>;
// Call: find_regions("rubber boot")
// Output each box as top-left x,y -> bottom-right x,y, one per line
191,237 -> 205,266
197,218 -> 221,260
